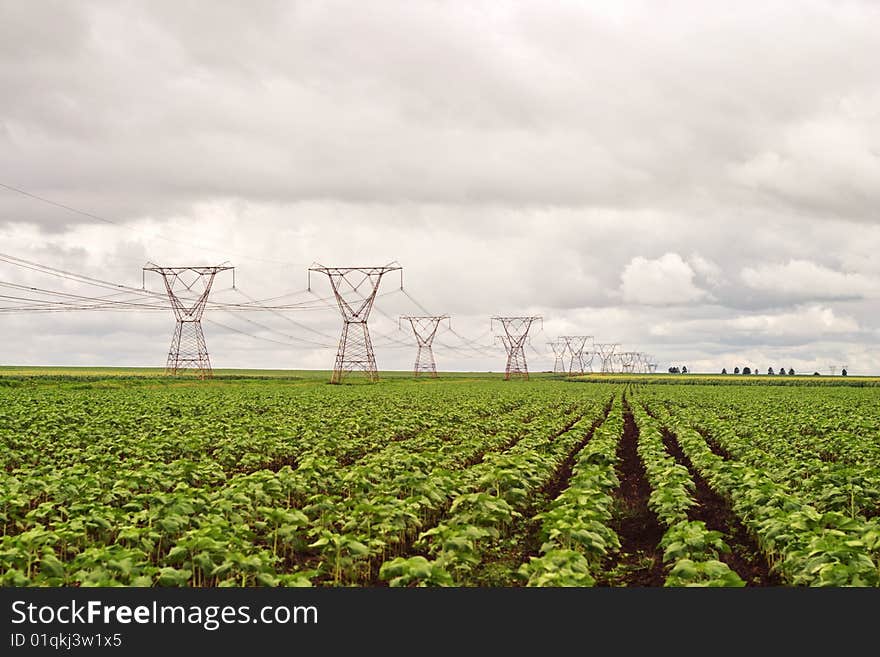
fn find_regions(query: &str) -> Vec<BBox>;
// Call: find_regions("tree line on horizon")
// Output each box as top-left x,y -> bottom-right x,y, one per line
666,366 -> 849,376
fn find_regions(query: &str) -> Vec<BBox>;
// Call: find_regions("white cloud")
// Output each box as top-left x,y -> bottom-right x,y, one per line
729,306 -> 859,335
688,253 -> 724,287
620,253 -> 708,305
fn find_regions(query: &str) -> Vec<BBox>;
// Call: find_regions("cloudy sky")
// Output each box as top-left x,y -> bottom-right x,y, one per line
1,0 -> 879,374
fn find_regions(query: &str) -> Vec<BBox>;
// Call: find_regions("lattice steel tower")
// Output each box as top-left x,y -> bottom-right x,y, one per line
401,315 -> 449,377
492,316 -> 542,380
548,339 -> 567,374
583,350 -> 596,373
560,335 -> 593,376
618,351 -> 637,373
596,343 -> 619,374
309,263 -> 402,383
143,263 -> 234,378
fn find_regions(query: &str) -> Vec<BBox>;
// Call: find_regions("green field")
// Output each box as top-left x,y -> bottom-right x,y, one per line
1,369 -> 878,587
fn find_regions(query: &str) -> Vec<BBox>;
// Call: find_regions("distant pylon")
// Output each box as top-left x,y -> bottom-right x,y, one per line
309,263 -> 402,384
492,316 -> 542,380
582,350 -> 596,373
143,263 -> 234,379
560,335 -> 593,376
618,351 -> 637,373
596,343 -> 619,374
400,315 -> 449,377
548,339 -> 568,374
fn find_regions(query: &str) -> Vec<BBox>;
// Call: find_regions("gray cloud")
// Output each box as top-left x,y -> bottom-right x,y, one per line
1,1 -> 880,373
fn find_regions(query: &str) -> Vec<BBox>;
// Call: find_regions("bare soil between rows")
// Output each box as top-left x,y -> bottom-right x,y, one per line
660,427 -> 781,586
601,399 -> 665,586
694,426 -> 735,461
470,396 -> 615,586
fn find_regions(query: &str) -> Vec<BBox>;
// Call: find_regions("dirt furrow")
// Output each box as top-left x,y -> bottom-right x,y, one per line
694,426 -> 735,461
602,399 -> 665,587
465,396 -> 616,586
661,427 -> 780,586
365,400 -> 609,585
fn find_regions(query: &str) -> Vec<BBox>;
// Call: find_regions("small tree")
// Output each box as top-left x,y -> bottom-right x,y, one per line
842,368 -> 848,376
788,368 -> 795,376
721,368 -> 727,374
768,367 -> 774,375
733,366 -> 740,374
778,367 -> 786,376
682,366 -> 688,374
742,366 -> 751,375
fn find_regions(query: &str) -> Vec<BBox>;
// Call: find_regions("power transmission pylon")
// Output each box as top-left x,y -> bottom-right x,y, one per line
631,352 -> 641,374
400,315 -> 449,377
618,351 -> 637,373
308,263 -> 402,383
492,316 -> 542,380
143,263 -> 234,379
497,334 -> 529,379
560,335 -> 593,376
596,343 -> 619,374
582,350 -> 596,373
548,339 -> 568,374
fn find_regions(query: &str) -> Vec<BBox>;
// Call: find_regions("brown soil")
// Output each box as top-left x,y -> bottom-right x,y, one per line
542,396 -> 615,501
661,428 -> 780,586
463,402 -> 576,467
601,399 -> 666,586
365,399 -> 609,586
240,454 -> 298,474
694,426 -> 734,460
468,395 -> 616,586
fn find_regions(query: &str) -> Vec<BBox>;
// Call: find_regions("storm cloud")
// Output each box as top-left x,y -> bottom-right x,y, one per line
1,1 -> 879,373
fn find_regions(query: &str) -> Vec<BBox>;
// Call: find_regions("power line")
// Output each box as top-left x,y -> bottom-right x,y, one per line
205,318 -> 332,349
401,288 -> 433,315
0,252 -> 162,298
0,251 -> 340,311
214,309 -> 337,349
0,280 -> 166,310
0,182 -> 307,268
232,288 -> 338,341
0,248 -> 530,368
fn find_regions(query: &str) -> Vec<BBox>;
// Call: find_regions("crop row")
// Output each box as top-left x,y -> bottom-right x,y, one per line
516,396 -> 624,586
640,386 -> 880,519
380,394 -> 614,585
629,402 -> 745,587
0,380 -> 614,586
646,402 -> 880,586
